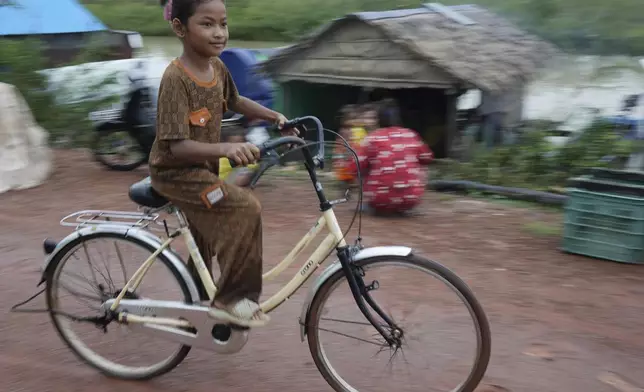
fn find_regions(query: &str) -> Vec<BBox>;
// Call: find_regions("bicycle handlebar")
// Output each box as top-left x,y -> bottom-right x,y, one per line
229,115 -> 325,169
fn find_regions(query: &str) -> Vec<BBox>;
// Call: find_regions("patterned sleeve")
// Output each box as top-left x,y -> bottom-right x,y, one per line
156,71 -> 190,141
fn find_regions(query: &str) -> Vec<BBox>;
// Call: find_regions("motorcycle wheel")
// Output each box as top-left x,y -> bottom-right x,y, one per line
92,128 -> 148,172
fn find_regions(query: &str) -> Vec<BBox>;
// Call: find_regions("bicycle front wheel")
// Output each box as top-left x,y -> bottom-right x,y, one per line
306,254 -> 491,392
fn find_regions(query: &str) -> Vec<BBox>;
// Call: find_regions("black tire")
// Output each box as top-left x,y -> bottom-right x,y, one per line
305,254 -> 491,392
45,232 -> 193,381
92,127 -> 148,171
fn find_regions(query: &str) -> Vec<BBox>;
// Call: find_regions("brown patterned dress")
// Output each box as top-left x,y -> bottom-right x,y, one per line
148,58 -> 262,305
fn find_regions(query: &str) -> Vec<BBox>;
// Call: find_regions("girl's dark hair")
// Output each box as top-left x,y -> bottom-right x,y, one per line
160,0 -> 223,25
377,99 -> 402,128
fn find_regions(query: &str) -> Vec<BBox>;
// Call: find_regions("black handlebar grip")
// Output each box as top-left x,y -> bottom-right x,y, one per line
265,118 -> 300,135
227,117 -> 318,169
228,144 -> 267,169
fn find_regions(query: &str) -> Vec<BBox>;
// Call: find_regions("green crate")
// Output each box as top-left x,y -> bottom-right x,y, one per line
585,168 -> 644,185
568,170 -> 644,198
562,188 -> 644,264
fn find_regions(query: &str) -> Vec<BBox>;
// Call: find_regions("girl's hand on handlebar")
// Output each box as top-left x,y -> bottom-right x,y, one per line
275,113 -> 300,137
224,142 -> 260,166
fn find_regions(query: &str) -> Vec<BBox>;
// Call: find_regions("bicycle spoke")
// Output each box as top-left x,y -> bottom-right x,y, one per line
79,244 -> 99,286
61,271 -> 104,297
59,282 -> 103,303
320,317 -> 372,326
309,324 -> 386,347
98,241 -> 115,290
87,251 -> 115,293
113,240 -> 128,282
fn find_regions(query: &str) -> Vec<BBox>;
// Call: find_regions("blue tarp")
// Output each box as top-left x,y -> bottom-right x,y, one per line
220,48 -> 274,109
0,0 -> 107,36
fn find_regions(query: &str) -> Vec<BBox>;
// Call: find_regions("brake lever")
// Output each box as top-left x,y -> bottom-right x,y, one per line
330,188 -> 351,205
249,151 -> 280,189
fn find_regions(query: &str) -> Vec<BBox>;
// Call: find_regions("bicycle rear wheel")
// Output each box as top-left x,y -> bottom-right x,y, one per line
305,254 -> 491,392
46,232 -> 193,380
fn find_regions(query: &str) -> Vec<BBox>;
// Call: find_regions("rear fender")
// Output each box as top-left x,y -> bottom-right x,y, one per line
40,225 -> 200,303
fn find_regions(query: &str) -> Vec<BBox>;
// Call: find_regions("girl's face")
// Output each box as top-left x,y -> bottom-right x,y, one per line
174,0 -> 229,57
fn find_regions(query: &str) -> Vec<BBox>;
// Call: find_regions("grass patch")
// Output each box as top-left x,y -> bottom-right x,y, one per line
482,197 -> 563,212
448,191 -> 564,213
523,221 -> 563,237
436,193 -> 458,202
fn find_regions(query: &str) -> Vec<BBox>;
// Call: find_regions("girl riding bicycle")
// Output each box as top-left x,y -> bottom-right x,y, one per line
152,0 -> 295,327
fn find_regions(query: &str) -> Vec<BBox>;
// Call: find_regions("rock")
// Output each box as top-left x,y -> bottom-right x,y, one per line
0,83 -> 52,194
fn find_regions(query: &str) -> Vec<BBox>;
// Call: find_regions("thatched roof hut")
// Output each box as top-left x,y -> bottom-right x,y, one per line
261,3 -> 559,157
262,4 -> 558,93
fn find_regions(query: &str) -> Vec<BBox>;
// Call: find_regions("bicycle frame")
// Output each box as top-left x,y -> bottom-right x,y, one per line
105,137 -> 398,345
109,207 -> 347,324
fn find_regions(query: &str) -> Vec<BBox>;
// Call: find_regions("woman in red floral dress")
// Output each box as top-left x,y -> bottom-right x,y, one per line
347,101 -> 433,215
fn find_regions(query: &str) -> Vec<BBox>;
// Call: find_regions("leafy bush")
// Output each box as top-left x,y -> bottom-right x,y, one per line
433,122 -> 642,190
0,39 -> 119,147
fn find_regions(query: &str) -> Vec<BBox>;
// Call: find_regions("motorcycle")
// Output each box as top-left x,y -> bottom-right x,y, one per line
89,61 -> 156,171
89,61 -> 249,172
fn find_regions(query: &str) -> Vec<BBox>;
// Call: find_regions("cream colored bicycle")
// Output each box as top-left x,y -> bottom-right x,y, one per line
39,116 -> 491,391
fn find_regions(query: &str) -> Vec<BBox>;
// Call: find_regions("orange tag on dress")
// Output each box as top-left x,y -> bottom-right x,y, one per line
189,107 -> 212,127
200,182 -> 227,208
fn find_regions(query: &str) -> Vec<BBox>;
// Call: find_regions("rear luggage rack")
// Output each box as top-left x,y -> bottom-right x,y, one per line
60,210 -> 174,233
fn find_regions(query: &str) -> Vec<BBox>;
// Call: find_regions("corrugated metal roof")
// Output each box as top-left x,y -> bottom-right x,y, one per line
0,0 -> 107,36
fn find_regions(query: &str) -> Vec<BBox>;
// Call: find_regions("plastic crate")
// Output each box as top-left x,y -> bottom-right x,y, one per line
585,168 -> 644,185
567,169 -> 644,198
562,188 -> 644,264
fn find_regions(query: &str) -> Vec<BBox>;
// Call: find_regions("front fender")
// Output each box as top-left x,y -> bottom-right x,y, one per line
298,246 -> 412,341
40,225 -> 200,303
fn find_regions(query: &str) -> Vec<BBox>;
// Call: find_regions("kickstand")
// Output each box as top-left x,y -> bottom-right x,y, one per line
10,287 -> 46,314
10,286 -> 113,331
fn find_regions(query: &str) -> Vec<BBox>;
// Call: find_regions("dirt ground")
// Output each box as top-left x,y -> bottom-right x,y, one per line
2,150 -> 644,392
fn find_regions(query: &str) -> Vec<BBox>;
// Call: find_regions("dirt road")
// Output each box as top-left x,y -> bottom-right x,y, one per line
2,150 -> 644,392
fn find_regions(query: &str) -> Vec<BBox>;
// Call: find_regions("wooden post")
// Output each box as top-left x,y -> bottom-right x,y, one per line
445,89 -> 457,158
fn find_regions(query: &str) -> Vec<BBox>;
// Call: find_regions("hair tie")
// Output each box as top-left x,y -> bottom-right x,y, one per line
163,0 -> 173,21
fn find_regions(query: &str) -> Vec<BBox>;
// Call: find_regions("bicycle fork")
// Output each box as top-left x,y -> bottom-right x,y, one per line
337,246 -> 400,346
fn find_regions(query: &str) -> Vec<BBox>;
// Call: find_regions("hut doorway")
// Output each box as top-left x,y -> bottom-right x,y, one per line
279,81 -> 453,158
